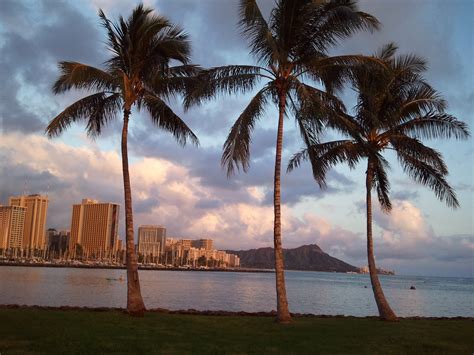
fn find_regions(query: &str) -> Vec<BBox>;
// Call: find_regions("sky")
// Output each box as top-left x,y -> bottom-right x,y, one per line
0,0 -> 472,277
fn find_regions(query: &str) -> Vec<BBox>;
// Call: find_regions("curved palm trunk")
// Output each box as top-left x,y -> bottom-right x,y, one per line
122,109 -> 146,316
366,165 -> 398,321
273,92 -> 291,324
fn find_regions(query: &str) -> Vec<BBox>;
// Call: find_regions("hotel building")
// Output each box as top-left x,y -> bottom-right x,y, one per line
137,225 -> 166,256
191,239 -> 213,251
9,194 -> 49,250
0,205 -> 26,249
180,239 -> 192,250
69,199 -> 119,256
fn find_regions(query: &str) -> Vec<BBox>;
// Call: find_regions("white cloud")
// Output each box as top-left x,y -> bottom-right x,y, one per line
0,132 -> 472,276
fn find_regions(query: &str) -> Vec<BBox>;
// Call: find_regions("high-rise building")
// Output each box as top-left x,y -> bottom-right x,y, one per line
191,239 -> 213,250
9,194 -> 49,250
0,205 -> 26,249
137,225 -> 166,256
69,199 -> 119,256
180,239 -> 192,250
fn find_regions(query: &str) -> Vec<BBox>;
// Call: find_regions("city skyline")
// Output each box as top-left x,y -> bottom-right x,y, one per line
0,0 -> 472,277
0,193 -> 237,256
0,193 -> 242,268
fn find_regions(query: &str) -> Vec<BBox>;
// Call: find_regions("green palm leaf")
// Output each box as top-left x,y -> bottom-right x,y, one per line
143,93 -> 199,146
390,114 -> 470,140
222,86 -> 270,176
52,62 -> 119,94
46,93 -> 121,138
398,152 -> 459,208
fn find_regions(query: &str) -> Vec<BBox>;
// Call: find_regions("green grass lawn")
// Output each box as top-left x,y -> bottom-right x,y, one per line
0,308 -> 472,354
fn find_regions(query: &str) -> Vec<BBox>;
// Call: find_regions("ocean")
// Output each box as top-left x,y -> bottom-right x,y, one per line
0,266 -> 472,317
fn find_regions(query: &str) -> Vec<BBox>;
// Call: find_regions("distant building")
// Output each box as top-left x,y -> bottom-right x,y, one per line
10,194 -> 49,250
0,205 -> 26,249
162,238 -> 239,268
59,230 -> 70,238
69,199 -> 119,256
229,254 -> 240,268
191,239 -> 213,250
47,229 -> 70,254
180,239 -> 192,250
137,225 -> 166,256
46,228 -> 57,245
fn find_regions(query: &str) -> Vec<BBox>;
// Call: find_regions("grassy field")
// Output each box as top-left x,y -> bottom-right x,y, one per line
0,308 -> 472,354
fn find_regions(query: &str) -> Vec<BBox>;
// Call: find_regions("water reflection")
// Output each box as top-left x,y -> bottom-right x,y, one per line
0,267 -> 472,317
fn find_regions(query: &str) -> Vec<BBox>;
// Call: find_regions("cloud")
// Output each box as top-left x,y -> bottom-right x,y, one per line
373,200 -> 427,235
391,190 -> 420,201
0,0 -> 104,134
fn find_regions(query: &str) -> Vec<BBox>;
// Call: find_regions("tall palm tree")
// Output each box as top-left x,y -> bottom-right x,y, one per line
185,0 -> 379,323
46,5 -> 199,316
288,43 -> 470,321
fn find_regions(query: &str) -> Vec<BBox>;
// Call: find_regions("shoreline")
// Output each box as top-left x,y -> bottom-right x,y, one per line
0,262 -> 373,274
0,262 -> 273,273
0,304 -> 471,320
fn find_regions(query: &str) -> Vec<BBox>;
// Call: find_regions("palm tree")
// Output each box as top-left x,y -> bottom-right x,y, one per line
46,5 -> 199,316
185,0 -> 379,323
288,43 -> 470,321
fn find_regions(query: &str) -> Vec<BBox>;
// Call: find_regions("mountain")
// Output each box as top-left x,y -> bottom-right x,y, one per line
227,244 -> 359,273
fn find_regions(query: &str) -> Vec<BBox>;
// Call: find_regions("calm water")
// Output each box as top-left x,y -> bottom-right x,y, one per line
0,266 -> 472,317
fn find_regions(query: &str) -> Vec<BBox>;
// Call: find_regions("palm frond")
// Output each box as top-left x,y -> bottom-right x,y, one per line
291,79 -> 345,128
184,65 -> 268,109
222,86 -> 270,176
302,0 -> 380,52
99,9 -> 123,60
293,109 -> 321,151
52,62 -> 119,94
149,64 -> 202,100
270,0 -> 312,59
371,158 -> 392,211
287,147 -> 310,173
398,82 -> 446,117
311,140 -> 361,187
390,135 -> 448,175
398,152 -> 459,208
392,53 -> 427,75
288,140 -> 360,188
143,93 -> 199,146
150,24 -> 191,64
390,113 -> 470,140
239,0 -> 279,64
375,42 -> 397,61
103,4 -> 190,77
299,55 -> 386,94
46,93 -> 121,138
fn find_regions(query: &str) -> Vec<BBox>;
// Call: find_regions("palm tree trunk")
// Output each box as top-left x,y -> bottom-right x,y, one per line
273,91 -> 291,324
366,164 -> 397,321
122,108 -> 146,316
